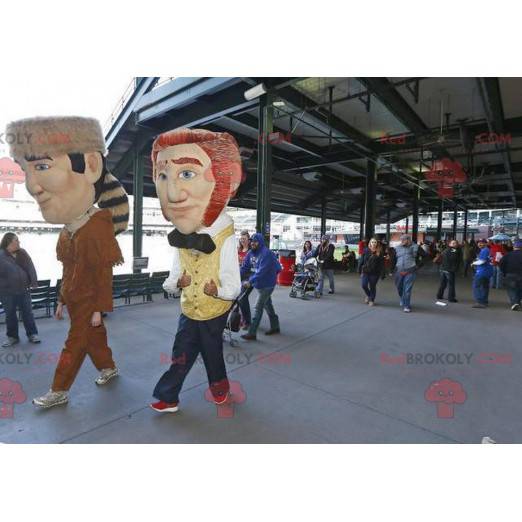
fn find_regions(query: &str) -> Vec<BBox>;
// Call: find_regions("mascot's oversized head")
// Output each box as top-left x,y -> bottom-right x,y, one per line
151,128 -> 242,235
5,116 -> 129,234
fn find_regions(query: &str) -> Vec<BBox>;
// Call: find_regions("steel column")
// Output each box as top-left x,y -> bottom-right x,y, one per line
436,200 -> 443,241
386,208 -> 391,242
132,149 -> 144,273
320,197 -> 327,237
463,208 -> 468,242
359,203 -> 365,241
364,160 -> 376,240
453,205 -> 458,240
256,93 -> 273,245
412,186 -> 419,243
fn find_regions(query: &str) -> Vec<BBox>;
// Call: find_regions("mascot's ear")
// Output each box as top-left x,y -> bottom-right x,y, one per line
84,152 -> 103,184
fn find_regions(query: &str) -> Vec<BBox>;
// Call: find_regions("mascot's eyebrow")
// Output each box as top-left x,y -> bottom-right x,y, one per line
170,157 -> 203,166
25,155 -> 53,161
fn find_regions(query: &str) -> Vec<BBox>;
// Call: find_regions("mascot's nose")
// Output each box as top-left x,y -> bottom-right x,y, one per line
167,179 -> 188,204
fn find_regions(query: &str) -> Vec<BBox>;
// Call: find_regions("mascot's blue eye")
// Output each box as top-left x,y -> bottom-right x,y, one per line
179,170 -> 196,180
158,172 -> 167,180
35,163 -> 51,171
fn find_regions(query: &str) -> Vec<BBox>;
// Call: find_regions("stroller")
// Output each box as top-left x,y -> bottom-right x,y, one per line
223,287 -> 250,347
289,257 -> 320,299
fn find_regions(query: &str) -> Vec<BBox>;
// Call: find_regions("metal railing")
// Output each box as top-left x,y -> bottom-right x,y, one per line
103,77 -> 176,136
103,77 -> 138,135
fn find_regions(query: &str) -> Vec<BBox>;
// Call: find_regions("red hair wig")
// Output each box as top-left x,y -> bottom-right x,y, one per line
151,128 -> 243,227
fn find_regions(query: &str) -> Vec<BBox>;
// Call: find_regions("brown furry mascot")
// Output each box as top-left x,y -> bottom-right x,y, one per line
6,116 -> 129,409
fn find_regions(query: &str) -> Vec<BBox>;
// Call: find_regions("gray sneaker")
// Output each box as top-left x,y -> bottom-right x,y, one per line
95,367 -> 119,385
28,334 -> 41,344
33,390 -> 68,409
2,337 -> 19,348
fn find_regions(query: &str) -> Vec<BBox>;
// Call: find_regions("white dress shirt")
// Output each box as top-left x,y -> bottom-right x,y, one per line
163,212 -> 241,301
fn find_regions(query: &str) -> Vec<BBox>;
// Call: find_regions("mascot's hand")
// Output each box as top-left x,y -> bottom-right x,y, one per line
204,279 -> 218,297
55,303 -> 64,320
178,270 -> 192,289
91,311 -> 102,328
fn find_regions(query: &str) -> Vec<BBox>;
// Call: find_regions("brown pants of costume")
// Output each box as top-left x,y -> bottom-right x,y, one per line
52,300 -> 115,391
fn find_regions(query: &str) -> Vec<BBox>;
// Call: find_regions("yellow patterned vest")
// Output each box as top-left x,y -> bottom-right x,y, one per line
179,224 -> 235,321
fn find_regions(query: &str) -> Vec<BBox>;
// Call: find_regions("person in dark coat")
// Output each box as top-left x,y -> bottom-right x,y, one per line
436,239 -> 462,304
314,235 -> 336,296
358,238 -> 385,306
0,233 -> 40,347
499,238 -> 522,310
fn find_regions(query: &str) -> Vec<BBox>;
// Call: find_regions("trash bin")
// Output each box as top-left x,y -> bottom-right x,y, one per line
277,249 -> 296,286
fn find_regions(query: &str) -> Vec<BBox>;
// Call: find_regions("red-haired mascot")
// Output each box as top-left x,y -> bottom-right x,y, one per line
150,128 -> 242,413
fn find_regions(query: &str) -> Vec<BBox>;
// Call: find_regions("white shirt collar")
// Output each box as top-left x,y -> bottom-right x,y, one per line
198,211 -> 233,237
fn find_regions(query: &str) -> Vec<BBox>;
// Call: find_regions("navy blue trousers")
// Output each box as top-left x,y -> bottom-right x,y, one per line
1,291 -> 38,339
153,311 -> 229,404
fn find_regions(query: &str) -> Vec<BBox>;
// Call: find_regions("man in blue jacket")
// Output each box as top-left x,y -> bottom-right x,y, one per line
471,238 -> 494,308
240,233 -> 281,341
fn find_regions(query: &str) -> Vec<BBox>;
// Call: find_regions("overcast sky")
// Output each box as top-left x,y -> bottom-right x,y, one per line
0,74 -> 132,157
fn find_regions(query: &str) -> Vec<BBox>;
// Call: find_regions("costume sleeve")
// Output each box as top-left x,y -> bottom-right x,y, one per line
216,235 -> 241,301
90,234 -> 123,312
163,248 -> 182,295
56,233 -> 66,305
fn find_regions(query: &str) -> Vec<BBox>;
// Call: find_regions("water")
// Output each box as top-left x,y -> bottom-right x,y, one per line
16,231 -> 174,283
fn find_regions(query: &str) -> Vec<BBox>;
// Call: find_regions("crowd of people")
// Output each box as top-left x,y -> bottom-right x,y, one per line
3,230 -> 521,352
240,233 -> 522,316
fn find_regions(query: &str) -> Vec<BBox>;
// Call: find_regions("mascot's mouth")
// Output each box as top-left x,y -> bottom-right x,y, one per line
169,205 -> 197,215
37,197 -> 52,209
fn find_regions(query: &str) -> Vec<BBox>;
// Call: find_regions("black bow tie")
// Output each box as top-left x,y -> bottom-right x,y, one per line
168,229 -> 216,254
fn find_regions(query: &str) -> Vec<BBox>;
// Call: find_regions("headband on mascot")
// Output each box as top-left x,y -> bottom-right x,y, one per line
151,128 -> 243,228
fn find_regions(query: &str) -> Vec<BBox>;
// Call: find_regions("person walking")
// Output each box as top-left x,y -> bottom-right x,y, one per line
237,230 -> 252,330
489,240 -> 506,289
358,238 -> 385,306
471,238 -> 494,309
240,233 -> 281,341
0,233 -> 40,347
392,234 -> 426,313
314,235 -> 336,296
436,239 -> 462,305
499,238 -> 522,311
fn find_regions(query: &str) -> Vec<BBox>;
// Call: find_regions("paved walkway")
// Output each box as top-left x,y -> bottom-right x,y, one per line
0,270 -> 520,443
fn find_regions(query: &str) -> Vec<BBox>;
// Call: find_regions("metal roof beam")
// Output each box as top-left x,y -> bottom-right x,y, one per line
476,77 -> 517,207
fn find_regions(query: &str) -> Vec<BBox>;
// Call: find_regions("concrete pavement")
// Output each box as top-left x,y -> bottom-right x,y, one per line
0,270 -> 520,443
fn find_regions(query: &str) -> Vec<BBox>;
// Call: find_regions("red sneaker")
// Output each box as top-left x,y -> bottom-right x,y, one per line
150,400 -> 179,413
